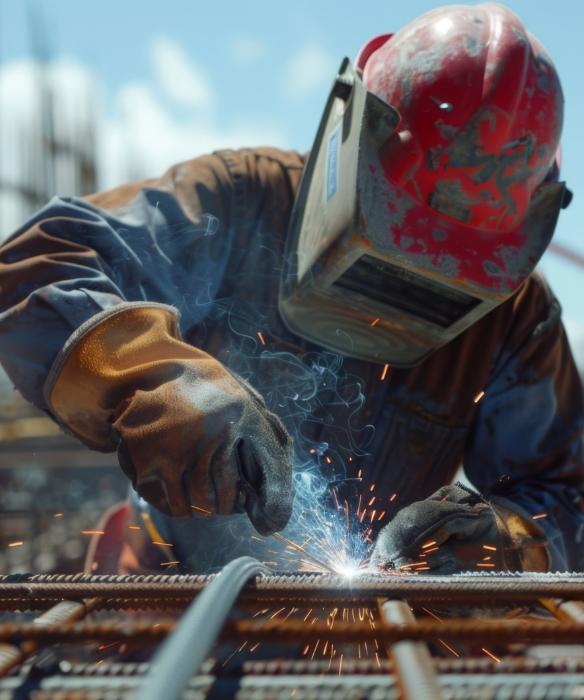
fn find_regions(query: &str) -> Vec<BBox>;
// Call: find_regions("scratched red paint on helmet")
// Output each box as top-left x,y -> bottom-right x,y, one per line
360,4 -> 563,291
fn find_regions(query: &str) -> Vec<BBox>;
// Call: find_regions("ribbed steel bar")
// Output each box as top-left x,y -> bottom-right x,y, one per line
6,677 -> 584,700
241,657 -> 584,675
382,600 -> 443,700
7,656 -> 583,678
1,572 -> 583,606
224,618 -> 584,644
0,617 -> 582,644
541,597 -> 584,624
140,556 -> 268,700
0,598 -> 98,677
0,597 -> 190,612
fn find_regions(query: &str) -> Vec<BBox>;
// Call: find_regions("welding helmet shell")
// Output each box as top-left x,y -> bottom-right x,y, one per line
279,3 -> 567,366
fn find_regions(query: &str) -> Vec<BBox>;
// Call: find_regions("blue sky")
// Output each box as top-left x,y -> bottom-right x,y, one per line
2,0 -> 584,352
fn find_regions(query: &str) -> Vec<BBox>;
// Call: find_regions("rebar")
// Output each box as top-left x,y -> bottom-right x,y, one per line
382,600 -> 443,700
1,572 -> 583,606
0,616 -> 582,645
0,598 -> 98,677
0,569 -> 581,696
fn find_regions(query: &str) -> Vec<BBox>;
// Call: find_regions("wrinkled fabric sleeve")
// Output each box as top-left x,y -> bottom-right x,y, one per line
464,276 -> 584,571
0,154 -> 237,411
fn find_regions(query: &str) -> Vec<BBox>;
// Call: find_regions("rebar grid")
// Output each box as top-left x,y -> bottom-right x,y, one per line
1,571 -> 583,604
0,566 -> 582,700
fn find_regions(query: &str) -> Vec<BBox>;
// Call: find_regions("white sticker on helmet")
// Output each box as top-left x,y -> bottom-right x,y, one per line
325,122 -> 341,201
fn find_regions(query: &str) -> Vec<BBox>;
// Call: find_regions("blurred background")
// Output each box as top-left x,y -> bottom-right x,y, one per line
1,0 -> 583,574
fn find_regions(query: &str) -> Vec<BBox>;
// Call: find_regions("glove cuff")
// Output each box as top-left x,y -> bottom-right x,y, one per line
44,303 -> 208,450
490,498 -> 550,572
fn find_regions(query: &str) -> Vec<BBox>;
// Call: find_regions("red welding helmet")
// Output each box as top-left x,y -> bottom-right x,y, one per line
279,3 -> 567,366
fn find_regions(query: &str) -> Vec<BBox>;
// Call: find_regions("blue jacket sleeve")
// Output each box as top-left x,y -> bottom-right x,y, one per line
464,276 -> 584,571
0,154 -> 236,410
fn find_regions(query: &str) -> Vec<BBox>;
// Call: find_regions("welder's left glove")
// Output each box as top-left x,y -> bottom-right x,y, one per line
370,484 -> 549,573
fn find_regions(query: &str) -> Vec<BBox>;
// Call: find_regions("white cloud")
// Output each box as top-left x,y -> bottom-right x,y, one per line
283,43 -> 336,99
0,58 -> 102,238
0,51 -> 289,231
98,37 -> 288,185
231,38 -> 267,65
102,79 -> 286,186
151,37 -> 214,110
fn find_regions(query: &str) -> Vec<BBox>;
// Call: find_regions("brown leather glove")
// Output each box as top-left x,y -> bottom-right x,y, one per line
370,484 -> 549,573
45,303 -> 294,534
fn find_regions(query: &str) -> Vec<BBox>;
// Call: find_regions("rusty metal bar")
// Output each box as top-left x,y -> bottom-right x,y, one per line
1,572 -> 583,605
0,598 -> 98,677
0,616 -> 582,645
5,674 -> 584,700
541,597 -> 584,624
242,657 -> 584,674
223,617 -> 584,644
381,600 -> 442,700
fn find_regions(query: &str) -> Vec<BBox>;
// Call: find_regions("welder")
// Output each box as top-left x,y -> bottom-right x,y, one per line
0,4 -> 582,574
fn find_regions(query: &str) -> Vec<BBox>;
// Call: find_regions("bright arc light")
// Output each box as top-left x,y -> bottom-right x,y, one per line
333,562 -> 361,579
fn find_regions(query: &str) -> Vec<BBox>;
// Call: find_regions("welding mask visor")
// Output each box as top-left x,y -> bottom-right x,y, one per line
279,59 -> 566,367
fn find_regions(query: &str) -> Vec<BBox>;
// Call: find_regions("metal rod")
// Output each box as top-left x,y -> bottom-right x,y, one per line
382,600 -> 443,700
1,572 -> 583,604
140,556 -> 268,700
541,598 -> 584,623
0,617 -> 582,645
0,598 -> 97,677
221,618 -> 584,644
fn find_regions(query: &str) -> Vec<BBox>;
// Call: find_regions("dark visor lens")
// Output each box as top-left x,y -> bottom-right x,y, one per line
334,254 -> 481,327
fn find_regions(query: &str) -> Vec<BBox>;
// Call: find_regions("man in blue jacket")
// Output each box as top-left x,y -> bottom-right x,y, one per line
0,4 -> 582,573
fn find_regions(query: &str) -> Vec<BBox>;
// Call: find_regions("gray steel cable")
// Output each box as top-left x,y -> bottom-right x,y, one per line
140,556 -> 268,700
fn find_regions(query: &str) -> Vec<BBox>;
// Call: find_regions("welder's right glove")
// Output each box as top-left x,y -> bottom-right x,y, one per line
45,303 -> 294,534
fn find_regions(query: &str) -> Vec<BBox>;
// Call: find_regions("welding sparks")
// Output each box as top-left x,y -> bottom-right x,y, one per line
438,639 -> 460,657
532,513 -> 548,520
257,331 -> 266,345
473,390 -> 485,404
80,530 -> 104,536
481,648 -> 502,663
191,505 -> 212,515
380,363 -> 390,381
7,541 -> 24,548
370,318 -> 380,327
272,495 -> 369,577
